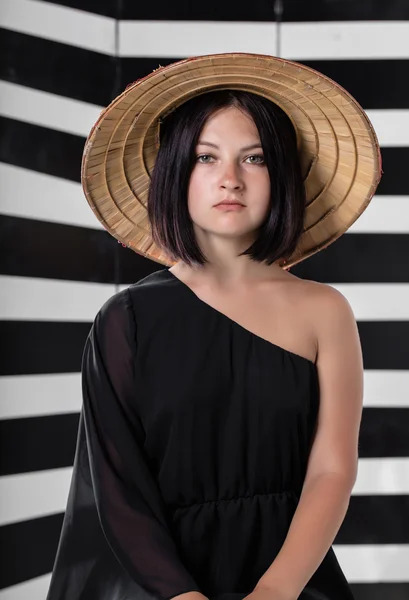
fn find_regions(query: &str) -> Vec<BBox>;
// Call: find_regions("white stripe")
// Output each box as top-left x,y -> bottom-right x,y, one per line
2,369 -> 407,422
0,467 -> 73,526
348,196 -> 409,233
0,276 -> 116,321
0,374 -> 82,420
334,544 -> 409,583
0,163 -> 103,229
365,109 -> 409,148
3,276 -> 408,321
119,20 -> 409,59
0,81 -> 407,148
282,21 -> 409,60
0,574 -> 51,600
0,0 -> 115,55
330,283 -> 409,321
1,162 -> 408,234
1,7 -> 408,61
0,80 -> 102,138
363,371 -> 409,408
119,20 -> 278,57
353,458 -> 409,495
0,458 -> 406,526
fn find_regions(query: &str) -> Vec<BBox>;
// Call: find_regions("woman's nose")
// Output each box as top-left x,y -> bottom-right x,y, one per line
219,162 -> 244,190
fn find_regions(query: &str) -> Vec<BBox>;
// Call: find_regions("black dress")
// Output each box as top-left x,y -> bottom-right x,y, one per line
46,267 -> 355,600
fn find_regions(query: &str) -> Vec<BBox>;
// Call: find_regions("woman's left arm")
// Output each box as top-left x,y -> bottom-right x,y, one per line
252,284 -> 364,600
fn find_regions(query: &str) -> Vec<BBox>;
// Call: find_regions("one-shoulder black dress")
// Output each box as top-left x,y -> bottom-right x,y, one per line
46,267 -> 355,600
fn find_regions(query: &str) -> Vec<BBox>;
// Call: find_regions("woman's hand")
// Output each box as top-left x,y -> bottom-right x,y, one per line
170,592 -> 209,600
243,584 -> 296,600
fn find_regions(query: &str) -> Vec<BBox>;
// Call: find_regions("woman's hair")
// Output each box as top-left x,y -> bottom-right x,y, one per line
147,89 -> 306,267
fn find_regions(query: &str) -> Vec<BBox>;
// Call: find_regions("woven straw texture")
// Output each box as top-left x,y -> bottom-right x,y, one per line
81,52 -> 382,268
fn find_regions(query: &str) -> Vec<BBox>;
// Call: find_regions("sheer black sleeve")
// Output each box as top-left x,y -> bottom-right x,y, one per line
46,288 -> 202,600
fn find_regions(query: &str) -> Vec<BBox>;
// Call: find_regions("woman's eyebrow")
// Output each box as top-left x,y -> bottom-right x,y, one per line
197,140 -> 263,151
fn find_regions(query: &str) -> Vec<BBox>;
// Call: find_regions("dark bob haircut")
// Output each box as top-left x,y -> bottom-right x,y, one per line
147,89 -> 306,267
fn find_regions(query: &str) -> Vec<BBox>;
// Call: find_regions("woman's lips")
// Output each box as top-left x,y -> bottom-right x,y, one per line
214,203 -> 245,210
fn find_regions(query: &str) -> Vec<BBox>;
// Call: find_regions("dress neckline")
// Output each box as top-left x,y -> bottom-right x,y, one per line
165,268 -> 317,369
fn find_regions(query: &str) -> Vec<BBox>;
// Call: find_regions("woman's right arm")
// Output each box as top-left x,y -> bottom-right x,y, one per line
81,288 -> 205,600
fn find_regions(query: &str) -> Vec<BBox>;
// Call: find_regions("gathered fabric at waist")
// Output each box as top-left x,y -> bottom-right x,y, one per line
167,489 -> 300,597
170,489 -> 300,513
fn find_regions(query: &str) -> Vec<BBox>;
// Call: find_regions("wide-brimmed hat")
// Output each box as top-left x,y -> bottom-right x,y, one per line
81,52 -> 382,269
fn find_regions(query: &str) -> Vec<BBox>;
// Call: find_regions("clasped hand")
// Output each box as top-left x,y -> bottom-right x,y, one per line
243,583 -> 297,600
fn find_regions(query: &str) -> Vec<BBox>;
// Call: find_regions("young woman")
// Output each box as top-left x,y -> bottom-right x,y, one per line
46,54 -> 381,600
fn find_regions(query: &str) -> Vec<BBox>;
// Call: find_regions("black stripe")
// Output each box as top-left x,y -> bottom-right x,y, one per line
0,215 -> 155,283
282,0 -> 409,22
0,509 -> 106,589
0,513 -> 64,588
121,57 -> 409,111
1,215 -> 409,284
337,495 -> 409,544
41,0 -> 118,18
359,322 -> 409,369
360,408 -> 409,458
38,0 -> 409,21
0,215 -> 118,283
292,233 -> 409,284
298,60 -> 409,111
0,117 -> 84,183
376,148 -> 409,195
1,319 -> 409,376
44,0 -> 277,20
0,28 -> 117,106
350,583 -> 409,600
2,408 -> 408,476
1,321 -> 91,375
0,414 -> 80,475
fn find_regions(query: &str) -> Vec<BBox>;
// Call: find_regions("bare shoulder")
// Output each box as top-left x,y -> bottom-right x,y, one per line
302,278 -> 354,316
295,276 -> 349,304
295,277 -> 356,327
296,278 -> 361,366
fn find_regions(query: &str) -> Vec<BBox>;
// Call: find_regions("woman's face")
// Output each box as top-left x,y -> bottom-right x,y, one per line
187,106 -> 271,243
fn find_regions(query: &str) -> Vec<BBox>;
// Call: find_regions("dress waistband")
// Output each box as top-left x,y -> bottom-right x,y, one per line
172,489 -> 299,512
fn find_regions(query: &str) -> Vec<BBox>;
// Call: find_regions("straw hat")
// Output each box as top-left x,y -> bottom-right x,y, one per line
81,52 -> 382,269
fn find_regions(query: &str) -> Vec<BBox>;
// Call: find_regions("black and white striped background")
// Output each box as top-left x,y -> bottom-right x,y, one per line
1,1 -> 408,599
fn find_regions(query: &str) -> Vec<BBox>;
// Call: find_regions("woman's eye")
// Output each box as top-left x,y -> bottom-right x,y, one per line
196,154 -> 265,164
246,154 -> 265,164
196,154 -> 213,163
